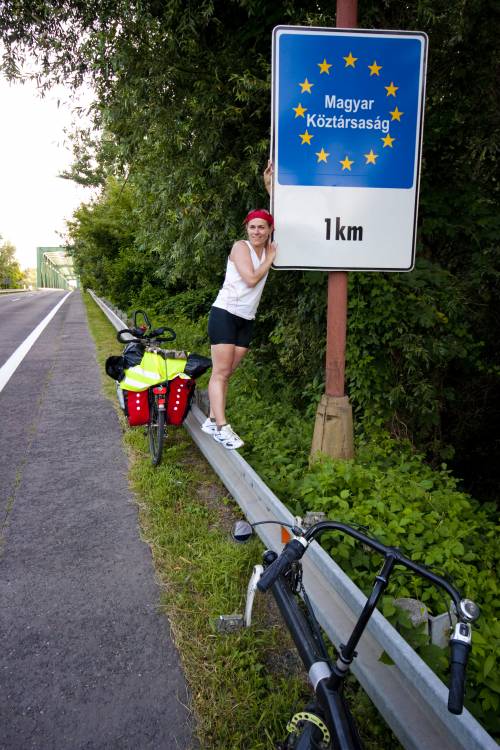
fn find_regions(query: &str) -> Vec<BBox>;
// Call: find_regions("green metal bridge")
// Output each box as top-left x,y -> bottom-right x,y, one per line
37,247 -> 79,290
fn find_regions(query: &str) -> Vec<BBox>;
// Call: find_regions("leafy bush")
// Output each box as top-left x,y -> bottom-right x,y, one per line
290,436 -> 499,735
346,262 -> 485,456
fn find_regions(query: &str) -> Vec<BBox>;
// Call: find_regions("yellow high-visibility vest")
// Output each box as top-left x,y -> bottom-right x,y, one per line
120,351 -> 187,392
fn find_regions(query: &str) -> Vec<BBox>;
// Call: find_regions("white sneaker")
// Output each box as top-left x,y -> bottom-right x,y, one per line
213,424 -> 244,450
201,417 -> 218,435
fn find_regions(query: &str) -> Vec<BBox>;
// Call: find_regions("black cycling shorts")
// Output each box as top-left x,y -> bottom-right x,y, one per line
208,306 -> 255,348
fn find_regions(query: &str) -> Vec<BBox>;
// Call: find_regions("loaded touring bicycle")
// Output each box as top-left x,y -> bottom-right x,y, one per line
106,309 -> 211,465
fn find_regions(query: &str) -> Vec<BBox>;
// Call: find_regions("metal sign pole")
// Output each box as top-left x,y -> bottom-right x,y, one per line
310,0 -> 357,460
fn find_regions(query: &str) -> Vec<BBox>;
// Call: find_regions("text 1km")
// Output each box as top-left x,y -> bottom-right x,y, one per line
325,217 -> 364,242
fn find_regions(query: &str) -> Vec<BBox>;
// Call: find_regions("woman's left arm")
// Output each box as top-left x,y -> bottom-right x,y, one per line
230,240 -> 277,287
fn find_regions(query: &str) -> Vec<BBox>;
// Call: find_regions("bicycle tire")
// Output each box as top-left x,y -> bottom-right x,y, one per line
148,396 -> 165,466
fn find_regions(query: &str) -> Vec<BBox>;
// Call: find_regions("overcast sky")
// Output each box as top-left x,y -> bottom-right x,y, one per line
0,72 -> 95,270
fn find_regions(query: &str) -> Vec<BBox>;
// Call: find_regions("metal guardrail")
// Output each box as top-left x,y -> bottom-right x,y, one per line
89,291 -> 130,332
89,290 -> 497,750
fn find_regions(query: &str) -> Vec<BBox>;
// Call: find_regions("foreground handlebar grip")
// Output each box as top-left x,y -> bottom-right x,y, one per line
257,538 -> 307,593
448,623 -> 471,715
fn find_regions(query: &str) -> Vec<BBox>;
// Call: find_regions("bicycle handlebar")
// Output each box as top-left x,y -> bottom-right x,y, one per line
304,520 -> 466,611
133,309 -> 151,330
149,326 -> 177,340
255,518 -> 479,715
117,327 -> 176,345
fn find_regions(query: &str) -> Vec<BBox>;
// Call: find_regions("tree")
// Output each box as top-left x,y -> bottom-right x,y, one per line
65,176 -> 160,308
0,236 -> 23,288
22,267 -> 36,288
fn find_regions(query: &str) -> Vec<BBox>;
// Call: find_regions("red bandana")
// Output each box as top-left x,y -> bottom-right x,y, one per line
244,209 -> 274,227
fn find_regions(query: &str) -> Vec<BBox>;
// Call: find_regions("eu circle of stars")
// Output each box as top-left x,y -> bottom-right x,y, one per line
277,32 -> 424,189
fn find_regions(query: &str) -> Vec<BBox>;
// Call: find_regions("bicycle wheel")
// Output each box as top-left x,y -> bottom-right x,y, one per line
148,395 -> 166,466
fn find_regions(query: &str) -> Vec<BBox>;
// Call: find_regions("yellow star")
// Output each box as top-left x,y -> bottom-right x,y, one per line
385,81 -> 399,97
340,155 -> 354,170
390,106 -> 404,121
299,78 -> 314,94
316,148 -> 330,163
364,149 -> 378,164
343,51 -> 358,68
318,58 -> 332,74
368,60 -> 382,76
381,134 -> 396,148
293,102 -> 307,118
299,130 -> 313,145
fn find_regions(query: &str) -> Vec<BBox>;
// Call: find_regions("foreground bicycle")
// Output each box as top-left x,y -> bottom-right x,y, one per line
107,309 -> 211,466
232,517 -> 479,749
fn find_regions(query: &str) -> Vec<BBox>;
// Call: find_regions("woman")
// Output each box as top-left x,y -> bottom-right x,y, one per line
202,208 -> 277,449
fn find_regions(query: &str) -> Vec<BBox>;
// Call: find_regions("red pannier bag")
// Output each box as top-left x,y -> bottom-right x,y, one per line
124,389 -> 150,426
166,376 -> 195,425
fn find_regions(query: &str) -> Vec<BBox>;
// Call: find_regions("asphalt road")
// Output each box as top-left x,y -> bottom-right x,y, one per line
0,290 -> 196,749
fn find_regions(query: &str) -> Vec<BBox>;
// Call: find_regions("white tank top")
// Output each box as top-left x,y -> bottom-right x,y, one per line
212,240 -> 268,320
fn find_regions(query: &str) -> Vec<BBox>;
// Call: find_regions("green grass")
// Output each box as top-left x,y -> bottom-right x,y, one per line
83,291 -> 402,750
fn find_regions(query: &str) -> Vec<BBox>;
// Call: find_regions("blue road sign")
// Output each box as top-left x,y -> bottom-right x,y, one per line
277,30 -> 424,189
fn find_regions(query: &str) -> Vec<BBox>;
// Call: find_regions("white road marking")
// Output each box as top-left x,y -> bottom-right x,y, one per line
0,292 -> 72,393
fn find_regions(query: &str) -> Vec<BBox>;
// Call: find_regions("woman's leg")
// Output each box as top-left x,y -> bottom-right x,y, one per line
208,344 -> 249,426
208,344 -> 237,426
207,307 -> 250,427
231,346 -> 248,373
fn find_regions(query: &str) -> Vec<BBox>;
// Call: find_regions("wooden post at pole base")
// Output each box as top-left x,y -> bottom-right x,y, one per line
310,274 -> 355,461
310,395 -> 354,462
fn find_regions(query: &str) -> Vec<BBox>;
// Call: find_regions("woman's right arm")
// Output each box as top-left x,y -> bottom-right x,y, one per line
263,160 -> 273,196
